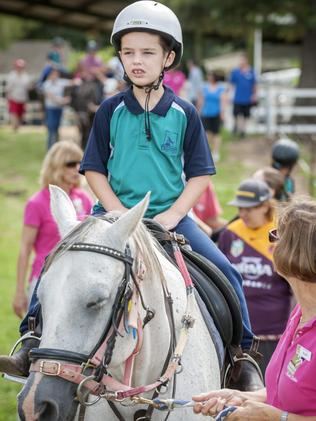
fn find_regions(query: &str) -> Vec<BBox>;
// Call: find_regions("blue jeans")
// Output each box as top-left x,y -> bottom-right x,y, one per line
45,107 -> 63,149
21,214 -> 253,348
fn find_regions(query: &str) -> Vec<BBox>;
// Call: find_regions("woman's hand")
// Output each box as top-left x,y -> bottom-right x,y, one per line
153,209 -> 184,230
13,290 -> 28,318
224,400 -> 280,421
192,389 -> 245,417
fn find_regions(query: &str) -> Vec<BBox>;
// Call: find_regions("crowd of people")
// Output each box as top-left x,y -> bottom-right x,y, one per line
6,36 -> 257,156
1,1 -> 316,419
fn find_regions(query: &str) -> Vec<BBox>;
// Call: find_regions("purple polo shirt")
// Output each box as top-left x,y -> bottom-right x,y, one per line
266,304 -> 316,415
218,219 -> 292,336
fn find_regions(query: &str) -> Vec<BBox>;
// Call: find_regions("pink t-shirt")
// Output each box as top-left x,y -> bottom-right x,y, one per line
193,181 -> 222,222
24,187 -> 93,281
163,70 -> 186,95
265,304 -> 316,416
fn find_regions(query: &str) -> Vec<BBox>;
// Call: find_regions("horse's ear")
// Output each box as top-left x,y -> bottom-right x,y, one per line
106,192 -> 150,250
49,185 -> 79,238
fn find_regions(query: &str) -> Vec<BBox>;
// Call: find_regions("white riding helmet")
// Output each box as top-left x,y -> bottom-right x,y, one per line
111,1 -> 183,69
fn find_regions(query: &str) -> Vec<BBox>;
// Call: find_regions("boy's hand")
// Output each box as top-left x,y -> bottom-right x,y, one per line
153,209 -> 184,230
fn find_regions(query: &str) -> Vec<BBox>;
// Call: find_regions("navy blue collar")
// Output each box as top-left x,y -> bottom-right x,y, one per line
124,85 -> 175,117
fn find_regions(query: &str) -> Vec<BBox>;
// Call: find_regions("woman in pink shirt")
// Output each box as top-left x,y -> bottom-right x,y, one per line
13,140 -> 93,319
192,197 -> 316,420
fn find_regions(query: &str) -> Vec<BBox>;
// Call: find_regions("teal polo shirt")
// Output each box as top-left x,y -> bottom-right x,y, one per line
80,86 -> 215,218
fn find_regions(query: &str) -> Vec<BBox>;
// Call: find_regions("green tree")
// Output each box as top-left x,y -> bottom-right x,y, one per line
167,0 -> 316,87
0,15 -> 38,50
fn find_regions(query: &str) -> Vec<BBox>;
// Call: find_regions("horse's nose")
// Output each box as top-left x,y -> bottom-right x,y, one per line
38,399 -> 60,421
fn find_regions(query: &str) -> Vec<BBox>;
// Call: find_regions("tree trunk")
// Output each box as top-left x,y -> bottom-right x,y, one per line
298,28 -> 316,88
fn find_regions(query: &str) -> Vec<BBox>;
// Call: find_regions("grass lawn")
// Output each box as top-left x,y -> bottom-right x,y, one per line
0,127 -> 46,420
1,126 -> 307,419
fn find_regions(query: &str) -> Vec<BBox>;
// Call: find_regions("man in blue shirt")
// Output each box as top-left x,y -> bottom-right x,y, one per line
230,54 -> 257,138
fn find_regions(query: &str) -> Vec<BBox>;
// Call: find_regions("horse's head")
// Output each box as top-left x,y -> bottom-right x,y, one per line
18,185 -> 151,421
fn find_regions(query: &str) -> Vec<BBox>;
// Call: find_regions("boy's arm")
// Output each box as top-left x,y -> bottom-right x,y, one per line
85,171 -> 127,212
154,175 -> 210,230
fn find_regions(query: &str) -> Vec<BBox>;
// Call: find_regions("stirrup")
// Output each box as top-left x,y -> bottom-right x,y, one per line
8,331 -> 41,358
223,352 -> 264,387
1,332 -> 41,385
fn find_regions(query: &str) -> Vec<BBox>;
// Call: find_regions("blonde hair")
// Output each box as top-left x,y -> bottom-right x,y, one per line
39,141 -> 83,188
274,197 -> 316,283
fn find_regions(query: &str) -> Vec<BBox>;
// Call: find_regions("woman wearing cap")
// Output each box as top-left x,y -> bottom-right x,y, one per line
6,59 -> 31,131
218,179 -> 293,375
193,196 -> 316,420
80,0 -> 258,359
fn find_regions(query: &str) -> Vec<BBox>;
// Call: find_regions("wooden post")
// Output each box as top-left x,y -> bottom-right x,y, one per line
310,137 -> 316,197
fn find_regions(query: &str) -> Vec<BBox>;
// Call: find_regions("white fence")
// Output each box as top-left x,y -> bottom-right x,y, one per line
251,86 -> 316,136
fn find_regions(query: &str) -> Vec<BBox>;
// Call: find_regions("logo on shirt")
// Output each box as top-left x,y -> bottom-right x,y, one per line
286,344 -> 312,382
233,256 -> 273,281
161,131 -> 178,155
230,239 -> 244,257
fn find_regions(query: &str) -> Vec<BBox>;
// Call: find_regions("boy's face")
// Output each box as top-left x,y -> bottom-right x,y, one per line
119,31 -> 175,87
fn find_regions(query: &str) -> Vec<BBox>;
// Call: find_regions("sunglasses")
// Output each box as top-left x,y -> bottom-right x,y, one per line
64,161 -> 81,168
269,228 -> 279,243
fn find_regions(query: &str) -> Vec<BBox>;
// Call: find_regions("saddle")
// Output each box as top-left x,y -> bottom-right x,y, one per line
144,220 -> 265,391
143,220 -> 243,349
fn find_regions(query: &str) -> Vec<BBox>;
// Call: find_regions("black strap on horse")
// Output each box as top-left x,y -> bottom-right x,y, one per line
133,281 -> 177,421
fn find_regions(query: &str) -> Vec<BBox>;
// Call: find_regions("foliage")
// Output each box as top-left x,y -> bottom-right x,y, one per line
167,0 -> 316,39
0,15 -> 38,50
68,46 -> 116,72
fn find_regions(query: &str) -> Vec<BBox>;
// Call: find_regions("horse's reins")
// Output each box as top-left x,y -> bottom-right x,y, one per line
29,234 -> 196,420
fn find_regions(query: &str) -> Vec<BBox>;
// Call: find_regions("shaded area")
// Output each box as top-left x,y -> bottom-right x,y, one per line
0,0 -> 129,32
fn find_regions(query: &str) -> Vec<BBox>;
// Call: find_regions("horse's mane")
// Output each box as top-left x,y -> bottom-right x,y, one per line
43,213 -> 166,283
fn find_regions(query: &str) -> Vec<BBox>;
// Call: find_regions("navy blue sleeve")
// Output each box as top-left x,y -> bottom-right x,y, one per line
178,100 -> 216,180
79,97 -> 117,176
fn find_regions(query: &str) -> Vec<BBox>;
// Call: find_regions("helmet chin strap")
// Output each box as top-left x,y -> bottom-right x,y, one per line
122,53 -> 171,140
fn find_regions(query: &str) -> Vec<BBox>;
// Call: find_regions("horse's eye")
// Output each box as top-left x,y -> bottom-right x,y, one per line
86,297 -> 106,309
